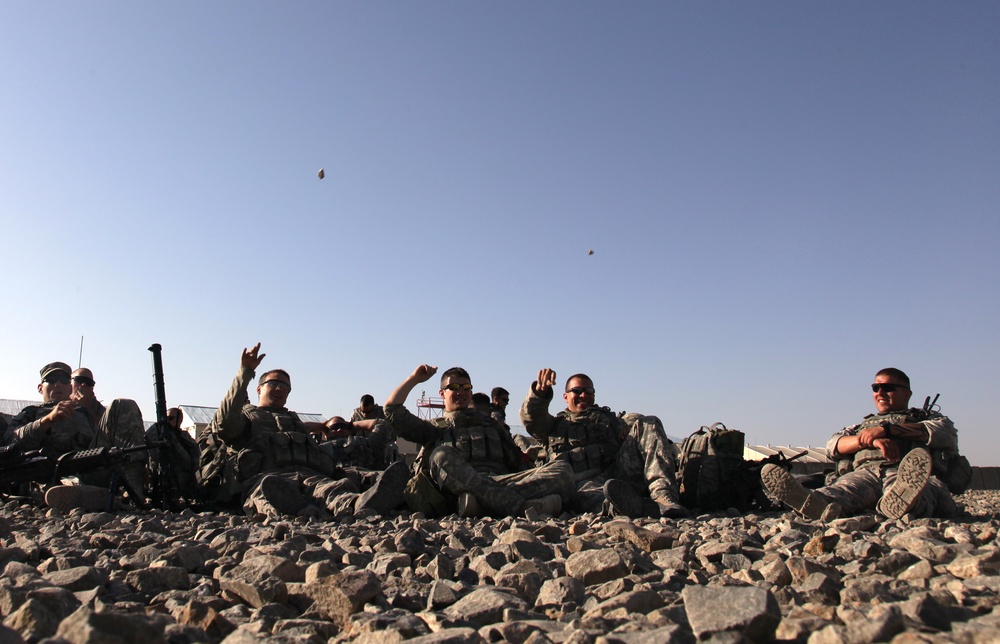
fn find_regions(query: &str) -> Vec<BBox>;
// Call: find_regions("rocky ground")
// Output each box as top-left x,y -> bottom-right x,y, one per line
1,492 -> 999,644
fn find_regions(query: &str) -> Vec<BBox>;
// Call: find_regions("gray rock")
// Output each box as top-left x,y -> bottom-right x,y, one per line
565,549 -> 628,586
443,587 -> 528,628
681,585 -> 780,641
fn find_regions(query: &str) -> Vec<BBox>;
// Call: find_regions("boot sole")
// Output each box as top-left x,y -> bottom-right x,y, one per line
761,464 -> 834,520
877,448 -> 932,520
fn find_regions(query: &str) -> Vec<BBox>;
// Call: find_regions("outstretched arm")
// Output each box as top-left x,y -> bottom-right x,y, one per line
385,364 -> 438,406
520,367 -> 558,441
212,343 -> 264,442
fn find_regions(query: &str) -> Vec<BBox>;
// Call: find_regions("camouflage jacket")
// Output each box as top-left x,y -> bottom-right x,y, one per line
350,404 -> 385,422
384,403 -> 523,475
203,366 -> 336,488
4,402 -> 96,454
519,383 -> 624,474
826,408 -> 959,475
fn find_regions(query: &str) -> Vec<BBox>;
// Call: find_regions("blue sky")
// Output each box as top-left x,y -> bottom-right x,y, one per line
2,4 -> 998,464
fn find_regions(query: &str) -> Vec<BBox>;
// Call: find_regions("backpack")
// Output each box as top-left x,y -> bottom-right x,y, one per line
677,423 -> 752,511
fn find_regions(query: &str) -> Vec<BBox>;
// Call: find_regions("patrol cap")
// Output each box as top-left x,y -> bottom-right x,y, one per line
40,362 -> 72,381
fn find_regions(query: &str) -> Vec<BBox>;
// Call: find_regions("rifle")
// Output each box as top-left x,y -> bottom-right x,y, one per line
0,443 -> 157,511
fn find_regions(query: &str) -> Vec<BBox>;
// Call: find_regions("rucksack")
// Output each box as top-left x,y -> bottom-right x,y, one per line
677,423 -> 753,511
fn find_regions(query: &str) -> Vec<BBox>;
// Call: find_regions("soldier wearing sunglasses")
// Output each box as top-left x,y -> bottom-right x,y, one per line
201,343 -> 408,519
384,364 -> 574,517
762,367 -> 965,521
4,361 -> 147,511
519,369 -> 687,519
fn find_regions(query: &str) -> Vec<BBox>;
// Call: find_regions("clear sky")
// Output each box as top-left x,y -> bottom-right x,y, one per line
2,4 -> 998,463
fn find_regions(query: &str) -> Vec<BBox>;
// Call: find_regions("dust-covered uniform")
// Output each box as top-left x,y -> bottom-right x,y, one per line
519,382 -> 681,513
817,408 -> 960,517
384,403 -> 573,515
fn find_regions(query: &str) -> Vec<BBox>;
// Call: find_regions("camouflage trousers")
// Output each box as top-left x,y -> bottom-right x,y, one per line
573,415 -> 680,513
427,445 -> 575,516
77,399 -> 148,496
242,467 -> 375,519
816,464 -> 957,518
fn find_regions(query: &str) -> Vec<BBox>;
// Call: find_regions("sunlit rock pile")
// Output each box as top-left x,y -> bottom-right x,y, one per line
1,491 -> 999,643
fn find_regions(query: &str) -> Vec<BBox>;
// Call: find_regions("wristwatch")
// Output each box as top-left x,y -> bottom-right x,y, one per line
880,420 -> 894,436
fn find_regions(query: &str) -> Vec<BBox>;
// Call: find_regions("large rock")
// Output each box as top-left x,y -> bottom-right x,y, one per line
681,585 -> 781,641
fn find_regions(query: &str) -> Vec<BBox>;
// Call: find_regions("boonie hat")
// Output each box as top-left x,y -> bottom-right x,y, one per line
40,362 -> 72,381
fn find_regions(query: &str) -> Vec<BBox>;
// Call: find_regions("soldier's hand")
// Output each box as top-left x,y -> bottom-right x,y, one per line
241,343 -> 266,371
44,401 -> 75,427
410,364 -> 438,383
874,438 -> 901,463
536,368 -> 557,393
858,425 -> 887,449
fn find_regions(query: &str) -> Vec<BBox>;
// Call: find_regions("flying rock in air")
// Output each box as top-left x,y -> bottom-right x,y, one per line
317,168 -> 325,180
587,249 -> 594,255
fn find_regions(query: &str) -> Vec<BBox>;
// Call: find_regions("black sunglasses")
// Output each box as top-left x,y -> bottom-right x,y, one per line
567,386 -> 595,395
43,374 -> 71,385
71,376 -> 95,387
871,383 -> 907,393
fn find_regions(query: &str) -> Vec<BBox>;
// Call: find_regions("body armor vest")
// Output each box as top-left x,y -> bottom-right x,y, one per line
549,406 -> 621,474
231,405 -> 337,481
430,411 -> 507,471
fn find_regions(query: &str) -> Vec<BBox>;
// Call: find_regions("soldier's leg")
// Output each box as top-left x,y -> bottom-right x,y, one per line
94,399 -> 148,499
610,415 -> 686,517
925,477 -> 958,518
427,446 -> 524,516
243,472 -> 310,518
493,460 -> 575,502
876,449 -> 935,520
814,468 -> 884,516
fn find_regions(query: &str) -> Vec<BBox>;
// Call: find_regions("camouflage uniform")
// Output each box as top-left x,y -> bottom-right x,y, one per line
6,398 -> 147,494
519,384 -> 681,513
351,405 -> 385,422
201,365 -> 370,518
816,408 -> 960,517
384,403 -> 574,516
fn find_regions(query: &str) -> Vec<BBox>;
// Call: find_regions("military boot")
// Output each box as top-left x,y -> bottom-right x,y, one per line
652,490 -> 690,519
761,464 -> 841,521
521,494 -> 561,518
877,448 -> 932,520
355,460 -> 409,514
603,479 -> 648,519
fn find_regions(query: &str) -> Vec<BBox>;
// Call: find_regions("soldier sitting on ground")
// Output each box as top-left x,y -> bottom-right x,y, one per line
198,343 -> 407,519
520,369 -> 687,519
384,364 -> 574,518
762,367 -> 967,521
5,362 -> 148,512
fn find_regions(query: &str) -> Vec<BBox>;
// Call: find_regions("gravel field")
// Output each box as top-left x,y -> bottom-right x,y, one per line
1,491 -> 999,643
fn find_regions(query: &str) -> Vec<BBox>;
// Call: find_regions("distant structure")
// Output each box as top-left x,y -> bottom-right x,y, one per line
416,390 -> 445,420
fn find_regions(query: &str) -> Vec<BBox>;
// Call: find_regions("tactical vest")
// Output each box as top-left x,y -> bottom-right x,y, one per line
840,408 -> 949,475
549,407 -> 621,474
235,406 -> 337,480
429,411 -> 508,472
198,405 -> 337,500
